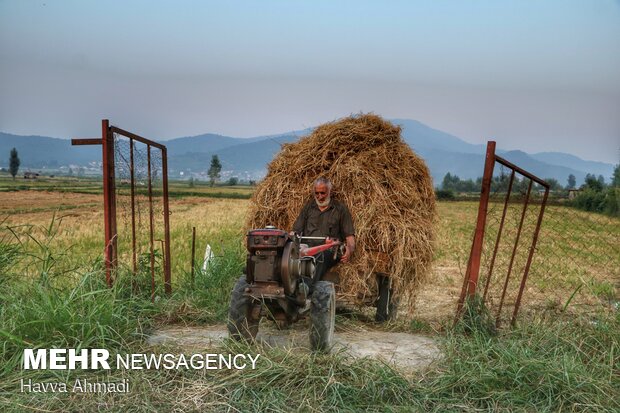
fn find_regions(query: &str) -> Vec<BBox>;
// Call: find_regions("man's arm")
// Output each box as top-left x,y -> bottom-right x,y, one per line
339,202 -> 355,263
292,203 -> 307,235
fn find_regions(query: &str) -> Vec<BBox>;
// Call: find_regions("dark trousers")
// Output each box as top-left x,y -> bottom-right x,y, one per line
311,250 -> 338,287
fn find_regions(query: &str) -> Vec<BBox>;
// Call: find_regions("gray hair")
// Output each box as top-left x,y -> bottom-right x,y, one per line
313,177 -> 332,190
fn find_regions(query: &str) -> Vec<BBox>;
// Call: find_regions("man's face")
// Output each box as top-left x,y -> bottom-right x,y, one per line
314,183 -> 331,207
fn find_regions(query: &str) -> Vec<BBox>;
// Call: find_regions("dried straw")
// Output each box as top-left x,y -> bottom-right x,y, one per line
246,114 -> 436,310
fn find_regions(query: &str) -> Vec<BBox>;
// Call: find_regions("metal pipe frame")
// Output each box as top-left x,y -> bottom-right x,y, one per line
109,126 -> 166,150
482,170 -> 515,301
511,187 -> 549,326
456,140 -> 551,325
495,180 -> 532,327
147,145 -> 155,302
72,120 -> 172,296
495,155 -> 549,188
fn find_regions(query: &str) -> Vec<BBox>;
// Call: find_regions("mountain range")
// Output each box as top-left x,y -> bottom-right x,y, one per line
1,119 -> 615,186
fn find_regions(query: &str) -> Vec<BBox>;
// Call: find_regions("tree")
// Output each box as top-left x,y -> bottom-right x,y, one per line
597,174 -> 605,188
583,173 -> 603,192
441,172 -> 462,191
9,148 -> 20,180
208,155 -> 222,187
567,174 -> 576,189
612,164 -> 620,188
227,177 -> 239,186
545,178 -> 562,191
441,173 -> 453,190
493,173 -> 511,192
514,176 -> 530,194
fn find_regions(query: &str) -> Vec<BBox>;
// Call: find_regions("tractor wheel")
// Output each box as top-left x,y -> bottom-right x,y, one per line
227,276 -> 259,341
310,281 -> 336,352
375,273 -> 398,322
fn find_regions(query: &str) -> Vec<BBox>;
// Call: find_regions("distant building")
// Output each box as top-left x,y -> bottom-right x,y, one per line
24,172 -> 40,179
568,189 -> 580,200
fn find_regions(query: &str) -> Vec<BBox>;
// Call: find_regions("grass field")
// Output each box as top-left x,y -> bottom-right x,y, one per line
0,184 -> 618,411
2,188 -> 617,317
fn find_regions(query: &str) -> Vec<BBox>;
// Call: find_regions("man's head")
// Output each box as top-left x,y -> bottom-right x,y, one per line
313,177 -> 332,208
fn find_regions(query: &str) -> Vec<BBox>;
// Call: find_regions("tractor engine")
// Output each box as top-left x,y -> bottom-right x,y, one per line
229,227 -> 341,350
245,228 -> 314,305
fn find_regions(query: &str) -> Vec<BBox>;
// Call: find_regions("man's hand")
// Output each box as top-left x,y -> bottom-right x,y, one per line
340,235 -> 356,263
341,246 -> 352,263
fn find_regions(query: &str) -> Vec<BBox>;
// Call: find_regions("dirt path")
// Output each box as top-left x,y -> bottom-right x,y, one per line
148,324 -> 441,370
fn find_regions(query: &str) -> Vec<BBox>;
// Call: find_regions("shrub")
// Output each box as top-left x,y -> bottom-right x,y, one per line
571,188 -> 619,217
436,189 -> 456,200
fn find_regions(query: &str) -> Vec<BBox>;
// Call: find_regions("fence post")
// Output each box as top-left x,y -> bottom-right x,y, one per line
162,147 -> 172,295
456,141 -> 496,314
191,227 -> 196,285
101,119 -> 117,288
130,138 -> 137,281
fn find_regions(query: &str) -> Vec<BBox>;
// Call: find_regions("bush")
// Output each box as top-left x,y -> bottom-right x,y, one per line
571,188 -> 619,217
436,189 -> 456,200
604,187 -> 620,216
227,177 -> 239,186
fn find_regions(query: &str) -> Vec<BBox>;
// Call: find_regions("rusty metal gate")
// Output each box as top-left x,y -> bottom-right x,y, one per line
73,120 -> 171,299
456,141 -> 550,326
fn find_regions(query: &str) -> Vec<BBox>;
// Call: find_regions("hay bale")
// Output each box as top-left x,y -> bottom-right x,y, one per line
246,114 -> 436,309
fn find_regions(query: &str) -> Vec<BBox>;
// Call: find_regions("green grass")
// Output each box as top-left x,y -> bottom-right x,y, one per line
1,224 -> 619,412
1,280 -> 618,411
1,190 -> 618,410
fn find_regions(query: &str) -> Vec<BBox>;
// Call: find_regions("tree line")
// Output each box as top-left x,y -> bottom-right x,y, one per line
438,166 -> 620,217
440,171 -> 616,193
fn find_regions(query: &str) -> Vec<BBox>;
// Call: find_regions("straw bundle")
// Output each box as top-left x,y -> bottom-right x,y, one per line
247,114 -> 436,309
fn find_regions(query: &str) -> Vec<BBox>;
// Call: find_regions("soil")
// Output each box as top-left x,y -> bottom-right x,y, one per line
0,191 -> 101,212
148,323 -> 441,371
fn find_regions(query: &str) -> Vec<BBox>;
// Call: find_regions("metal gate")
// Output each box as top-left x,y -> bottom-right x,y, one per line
456,141 -> 550,326
72,120 -> 171,299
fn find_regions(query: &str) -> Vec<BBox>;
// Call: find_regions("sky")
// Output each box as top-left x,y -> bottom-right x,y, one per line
1,0 -> 619,163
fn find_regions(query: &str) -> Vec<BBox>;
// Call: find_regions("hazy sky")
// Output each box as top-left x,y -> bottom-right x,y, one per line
1,0 -> 619,163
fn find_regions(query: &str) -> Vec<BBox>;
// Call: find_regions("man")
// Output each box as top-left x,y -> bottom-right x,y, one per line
292,177 -> 356,284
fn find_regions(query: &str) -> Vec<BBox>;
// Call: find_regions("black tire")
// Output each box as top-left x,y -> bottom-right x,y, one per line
227,276 -> 259,341
375,274 -> 398,322
310,281 -> 336,352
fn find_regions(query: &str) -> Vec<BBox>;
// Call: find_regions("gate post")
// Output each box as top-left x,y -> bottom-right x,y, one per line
162,147 -> 172,294
456,141 -> 496,314
101,119 -> 117,287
